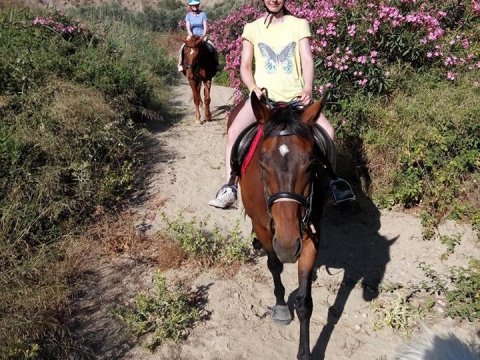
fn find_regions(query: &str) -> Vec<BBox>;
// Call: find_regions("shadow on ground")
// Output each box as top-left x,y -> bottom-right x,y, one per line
309,196 -> 397,359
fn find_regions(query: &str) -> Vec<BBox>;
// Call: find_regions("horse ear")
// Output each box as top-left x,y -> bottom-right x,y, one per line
301,97 -> 327,125
251,91 -> 270,124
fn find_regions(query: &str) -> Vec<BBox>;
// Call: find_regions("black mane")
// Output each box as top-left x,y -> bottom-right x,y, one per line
263,107 -> 313,142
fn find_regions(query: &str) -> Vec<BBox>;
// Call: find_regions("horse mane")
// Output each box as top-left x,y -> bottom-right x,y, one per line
263,107 -> 313,142
184,35 -> 204,47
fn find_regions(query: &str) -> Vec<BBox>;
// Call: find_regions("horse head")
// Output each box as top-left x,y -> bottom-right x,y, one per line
251,92 -> 325,263
182,36 -> 205,80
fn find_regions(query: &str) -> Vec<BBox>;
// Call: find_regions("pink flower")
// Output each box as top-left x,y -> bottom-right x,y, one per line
357,78 -> 368,86
356,55 -> 368,64
347,24 -> 356,37
473,0 -> 480,14
447,71 -> 457,80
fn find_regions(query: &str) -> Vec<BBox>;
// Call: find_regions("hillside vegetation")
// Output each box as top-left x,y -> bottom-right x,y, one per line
0,0 -> 479,358
0,6 -> 174,358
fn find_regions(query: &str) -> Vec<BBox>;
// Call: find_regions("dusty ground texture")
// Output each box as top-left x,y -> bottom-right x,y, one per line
69,78 -> 480,360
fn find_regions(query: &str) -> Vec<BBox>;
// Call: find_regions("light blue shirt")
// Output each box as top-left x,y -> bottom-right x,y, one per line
186,11 -> 207,37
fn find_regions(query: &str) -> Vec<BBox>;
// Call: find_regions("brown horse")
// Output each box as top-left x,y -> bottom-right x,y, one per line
231,93 -> 329,359
181,36 -> 218,124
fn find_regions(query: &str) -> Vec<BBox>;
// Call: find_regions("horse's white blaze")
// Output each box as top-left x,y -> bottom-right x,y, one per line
279,144 -> 289,157
190,48 -> 194,55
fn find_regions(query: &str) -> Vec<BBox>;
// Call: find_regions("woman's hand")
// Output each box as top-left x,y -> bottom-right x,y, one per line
252,87 -> 265,99
298,88 -> 312,106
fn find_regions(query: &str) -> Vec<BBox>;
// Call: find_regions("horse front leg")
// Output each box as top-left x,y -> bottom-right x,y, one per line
203,79 -> 212,122
189,79 -> 202,124
295,238 -> 317,360
254,223 -> 293,325
266,250 -> 293,325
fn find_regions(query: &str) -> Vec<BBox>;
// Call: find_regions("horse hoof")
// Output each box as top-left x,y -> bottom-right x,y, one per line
270,305 -> 292,325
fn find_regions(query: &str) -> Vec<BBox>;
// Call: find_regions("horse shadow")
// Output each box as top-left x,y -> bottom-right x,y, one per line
307,196 -> 397,359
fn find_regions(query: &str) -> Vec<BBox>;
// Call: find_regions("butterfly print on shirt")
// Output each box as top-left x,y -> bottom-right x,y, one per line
258,41 -> 296,74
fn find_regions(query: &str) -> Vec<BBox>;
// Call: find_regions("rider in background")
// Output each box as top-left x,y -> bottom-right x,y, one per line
178,0 -> 216,72
208,0 -> 355,209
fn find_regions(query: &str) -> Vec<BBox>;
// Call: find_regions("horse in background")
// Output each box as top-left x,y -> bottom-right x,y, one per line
180,35 -> 218,124
234,92 -> 330,359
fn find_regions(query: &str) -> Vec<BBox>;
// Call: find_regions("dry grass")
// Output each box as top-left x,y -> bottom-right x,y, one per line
155,30 -> 185,59
78,209 -> 189,270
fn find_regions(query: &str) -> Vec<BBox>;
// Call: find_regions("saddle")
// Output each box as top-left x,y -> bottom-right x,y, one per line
229,96 -> 355,204
230,122 -> 336,178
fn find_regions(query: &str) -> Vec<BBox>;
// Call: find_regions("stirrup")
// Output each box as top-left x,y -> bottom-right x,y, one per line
330,178 -> 356,205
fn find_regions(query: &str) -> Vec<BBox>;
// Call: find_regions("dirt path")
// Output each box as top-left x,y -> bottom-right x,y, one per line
71,79 -> 479,360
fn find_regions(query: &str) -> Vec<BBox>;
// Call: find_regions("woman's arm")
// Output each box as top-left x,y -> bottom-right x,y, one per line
202,18 -> 207,38
186,19 -> 193,38
299,37 -> 314,105
240,40 -> 263,98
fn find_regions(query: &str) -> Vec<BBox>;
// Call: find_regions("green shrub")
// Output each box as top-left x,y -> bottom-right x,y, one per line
111,272 -> 202,352
418,260 -> 480,322
74,0 -> 185,33
444,259 -> 480,321
331,69 -> 480,238
0,9 -> 90,95
161,212 -> 250,265
372,291 -> 434,335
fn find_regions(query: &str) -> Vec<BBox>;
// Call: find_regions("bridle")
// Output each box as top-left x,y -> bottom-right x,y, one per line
182,42 -> 200,72
259,96 -> 317,234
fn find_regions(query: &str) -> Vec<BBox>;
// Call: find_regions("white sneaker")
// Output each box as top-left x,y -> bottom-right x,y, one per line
178,64 -> 184,72
208,185 -> 237,209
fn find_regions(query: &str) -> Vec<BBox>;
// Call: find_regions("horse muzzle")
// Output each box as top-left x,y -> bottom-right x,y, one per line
270,200 -> 305,263
273,235 -> 302,263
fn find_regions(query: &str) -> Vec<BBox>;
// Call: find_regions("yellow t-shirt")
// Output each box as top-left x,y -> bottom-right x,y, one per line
242,15 -> 311,102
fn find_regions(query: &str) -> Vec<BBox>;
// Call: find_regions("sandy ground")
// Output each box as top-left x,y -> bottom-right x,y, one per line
69,78 -> 480,360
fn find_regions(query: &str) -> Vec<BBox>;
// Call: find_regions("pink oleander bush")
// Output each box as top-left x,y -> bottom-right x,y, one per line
32,11 -> 90,40
209,0 -> 480,103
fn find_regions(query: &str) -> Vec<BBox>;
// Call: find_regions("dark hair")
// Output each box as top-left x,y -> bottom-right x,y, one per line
263,1 -> 291,28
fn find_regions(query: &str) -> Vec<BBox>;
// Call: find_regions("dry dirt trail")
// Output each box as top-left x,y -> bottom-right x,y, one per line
71,78 -> 479,360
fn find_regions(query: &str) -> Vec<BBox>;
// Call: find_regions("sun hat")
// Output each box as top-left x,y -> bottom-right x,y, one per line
188,0 -> 200,5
